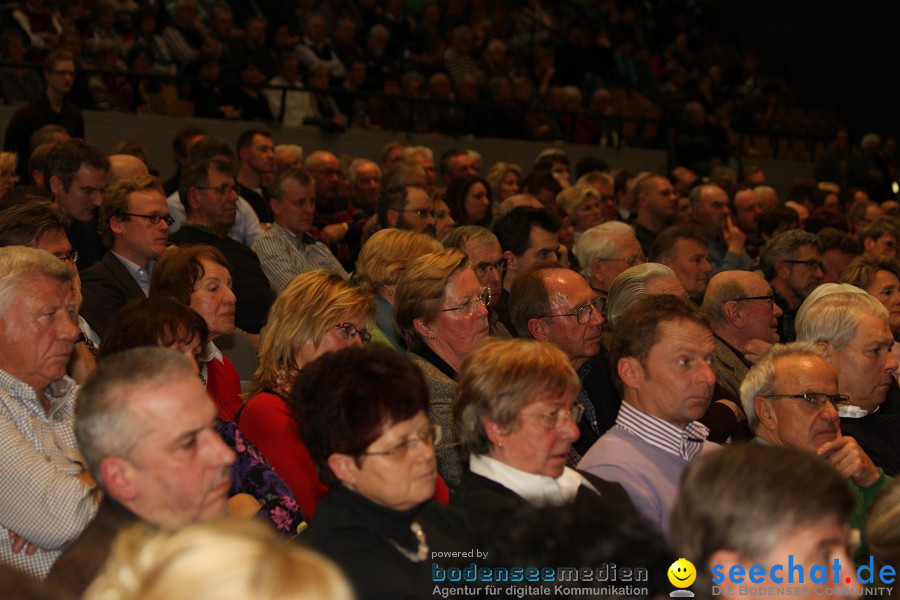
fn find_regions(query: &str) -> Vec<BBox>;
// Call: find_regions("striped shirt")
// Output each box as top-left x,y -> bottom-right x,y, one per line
252,223 -> 349,292
615,401 -> 710,461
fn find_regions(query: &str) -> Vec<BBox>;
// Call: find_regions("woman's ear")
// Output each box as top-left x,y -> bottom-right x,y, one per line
327,453 -> 359,487
413,317 -> 434,341
484,418 -> 507,447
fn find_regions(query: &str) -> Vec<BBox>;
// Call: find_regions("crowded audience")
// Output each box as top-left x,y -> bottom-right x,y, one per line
1,3 -> 900,600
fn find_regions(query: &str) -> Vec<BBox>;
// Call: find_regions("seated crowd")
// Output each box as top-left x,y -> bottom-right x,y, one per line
0,120 -> 899,600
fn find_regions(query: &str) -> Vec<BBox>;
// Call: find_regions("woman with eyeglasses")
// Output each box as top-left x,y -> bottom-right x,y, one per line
296,345 -> 470,600
238,269 -> 374,519
395,248 -> 491,490
451,338 -> 636,519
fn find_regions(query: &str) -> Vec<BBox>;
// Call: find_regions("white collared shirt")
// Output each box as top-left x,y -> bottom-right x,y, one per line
469,454 -> 596,507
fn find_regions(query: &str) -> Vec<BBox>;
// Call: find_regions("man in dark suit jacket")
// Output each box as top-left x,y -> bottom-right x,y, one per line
80,176 -> 171,338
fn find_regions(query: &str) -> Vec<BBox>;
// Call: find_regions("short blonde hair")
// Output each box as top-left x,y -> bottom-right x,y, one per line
484,161 -> 522,197
394,248 -> 468,350
84,518 -> 353,600
556,183 -> 599,221
454,338 -> 579,458
248,270 -> 374,396
356,228 -> 442,295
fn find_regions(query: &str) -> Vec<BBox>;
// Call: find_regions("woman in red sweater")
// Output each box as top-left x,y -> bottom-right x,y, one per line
238,270 -> 374,518
150,245 -> 243,422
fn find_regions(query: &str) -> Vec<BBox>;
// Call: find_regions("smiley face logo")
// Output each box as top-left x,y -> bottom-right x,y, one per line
668,558 -> 696,588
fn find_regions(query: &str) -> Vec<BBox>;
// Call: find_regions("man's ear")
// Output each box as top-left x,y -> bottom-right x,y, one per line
723,299 -> 743,326
187,187 -> 201,211
863,237 -> 875,254
814,341 -> 833,363
503,249 -> 518,274
109,215 -> 126,236
49,174 -> 64,197
754,396 -> 777,431
99,456 -> 138,502
527,317 -> 549,341
386,208 -> 399,228
774,258 -> 789,281
327,453 -> 358,486
618,356 -> 642,389
269,197 -> 281,218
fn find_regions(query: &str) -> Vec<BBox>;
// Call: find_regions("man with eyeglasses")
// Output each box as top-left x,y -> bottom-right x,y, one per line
170,159 -> 274,337
4,49 -> 84,184
796,292 -> 900,475
740,342 -> 890,554
80,176 -> 172,338
700,270 -> 782,442
759,229 -> 824,342
510,263 -> 615,465
573,221 -> 645,299
377,184 -> 436,237
579,295 -> 718,537
443,226 -> 511,338
44,138 -> 109,270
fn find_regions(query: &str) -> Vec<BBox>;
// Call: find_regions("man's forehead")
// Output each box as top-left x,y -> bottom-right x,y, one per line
545,269 -> 590,299
73,164 -> 108,183
36,228 -> 72,254
465,238 -> 501,261
673,237 -> 707,255
652,318 -> 713,352
773,354 -> 837,390
701,186 -> 728,204
850,312 -> 893,345
791,245 -> 820,259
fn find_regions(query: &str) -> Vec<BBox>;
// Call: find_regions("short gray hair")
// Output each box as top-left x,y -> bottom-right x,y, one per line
573,221 -> 635,280
347,158 -> 380,185
796,291 -> 888,352
0,246 -> 72,317
739,342 -> 824,431
605,262 -> 676,329
700,272 -> 749,328
76,348 -> 197,483
758,230 -> 822,280
442,225 -> 498,251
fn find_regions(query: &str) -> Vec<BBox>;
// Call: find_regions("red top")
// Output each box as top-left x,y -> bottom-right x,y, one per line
206,357 -> 243,422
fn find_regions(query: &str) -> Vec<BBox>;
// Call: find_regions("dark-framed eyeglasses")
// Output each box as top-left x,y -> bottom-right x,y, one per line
763,392 -> 849,410
335,322 -> 372,343
440,287 -> 491,316
520,403 -> 585,429
783,259 -> 826,272
358,424 -> 442,459
540,297 -> 605,325
121,212 -> 175,226
729,294 -> 775,307
56,250 -> 78,264
473,258 -> 507,278
399,208 -> 435,218
196,184 -> 237,196
597,255 -> 646,268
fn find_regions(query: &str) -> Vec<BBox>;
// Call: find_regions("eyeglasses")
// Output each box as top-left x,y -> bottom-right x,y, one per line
335,322 -> 371,343
311,168 -> 341,178
540,297 -> 605,325
764,392 -> 849,410
597,255 -> 646,268
783,259 -> 826,272
730,294 -> 775,307
55,250 -> 78,264
400,208 -> 435,218
358,424 -> 442,459
440,287 -> 491,316
473,258 -> 507,278
521,403 -> 585,429
121,212 -> 175,226
197,184 -> 237,196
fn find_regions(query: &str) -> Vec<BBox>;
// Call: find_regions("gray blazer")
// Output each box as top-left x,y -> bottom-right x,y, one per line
407,351 -> 464,490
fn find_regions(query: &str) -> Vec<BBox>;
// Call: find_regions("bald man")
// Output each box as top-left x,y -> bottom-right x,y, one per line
107,154 -> 149,184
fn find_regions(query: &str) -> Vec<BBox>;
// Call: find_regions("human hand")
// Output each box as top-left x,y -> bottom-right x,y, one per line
818,435 -> 880,488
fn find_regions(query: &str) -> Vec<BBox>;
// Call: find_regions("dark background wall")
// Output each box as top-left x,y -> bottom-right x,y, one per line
713,1 -> 899,137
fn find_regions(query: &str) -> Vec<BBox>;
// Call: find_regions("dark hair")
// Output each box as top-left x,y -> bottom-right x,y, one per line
178,159 -> 232,215
611,295 -> 709,392
0,185 -> 54,212
818,227 -> 861,255
0,201 -> 68,246
492,206 -> 561,256
172,126 -> 206,162
44,139 -> 109,191
187,137 -> 234,167
291,346 -> 429,486
757,205 -> 800,240
99,297 -> 209,360
574,156 -> 609,179
806,207 -> 848,233
445,175 -> 492,227
534,154 -> 569,172
439,148 -> 470,178
376,185 -> 422,228
649,225 -> 707,262
43,48 -> 74,73
522,169 -> 562,197
150,245 -> 231,305
236,128 -> 272,152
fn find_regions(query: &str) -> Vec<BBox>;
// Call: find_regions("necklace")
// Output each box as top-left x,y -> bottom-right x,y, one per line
389,520 -> 429,562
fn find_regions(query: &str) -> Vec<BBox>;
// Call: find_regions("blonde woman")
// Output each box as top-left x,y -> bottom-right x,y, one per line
238,270 -> 374,518
356,228 -> 442,349
557,183 -> 605,240
85,518 -> 353,600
